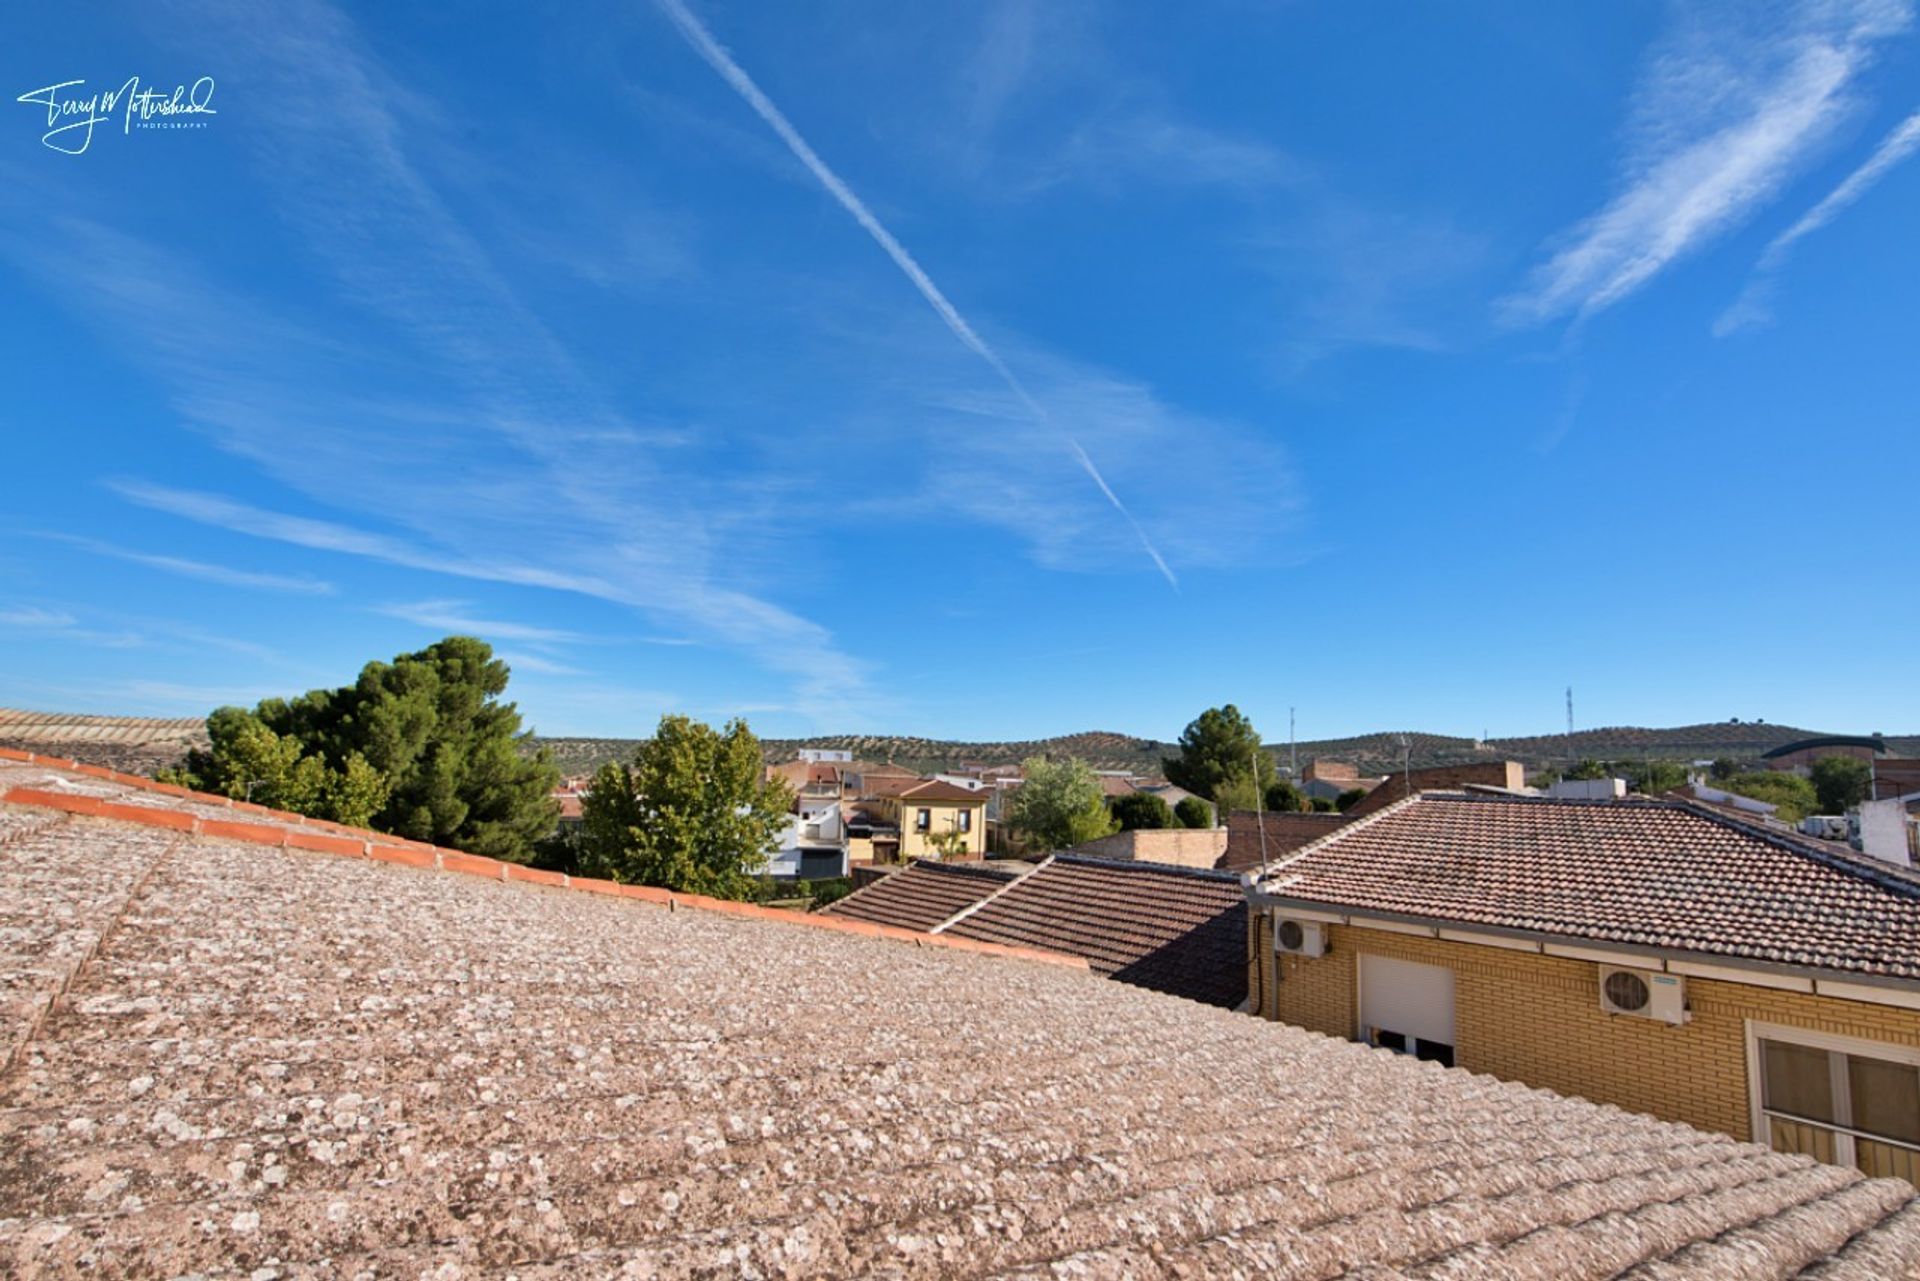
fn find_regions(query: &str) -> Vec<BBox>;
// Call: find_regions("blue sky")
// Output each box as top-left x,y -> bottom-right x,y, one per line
2,1 -> 1917,744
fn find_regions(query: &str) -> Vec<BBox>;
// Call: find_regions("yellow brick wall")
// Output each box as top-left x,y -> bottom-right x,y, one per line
1252,914 -> 1920,1142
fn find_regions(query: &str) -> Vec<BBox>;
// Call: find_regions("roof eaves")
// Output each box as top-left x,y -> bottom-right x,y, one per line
1246,891 -> 1920,994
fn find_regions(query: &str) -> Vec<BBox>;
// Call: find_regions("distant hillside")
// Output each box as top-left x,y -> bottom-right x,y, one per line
535,721 -> 1919,779
537,731 -> 1174,777
5,707 -> 1911,782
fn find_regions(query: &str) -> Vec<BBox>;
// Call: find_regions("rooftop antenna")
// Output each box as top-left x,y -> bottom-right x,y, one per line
1251,744 -> 1272,878
1289,706 -> 1297,777
1565,686 -> 1576,765
1399,733 -> 1411,798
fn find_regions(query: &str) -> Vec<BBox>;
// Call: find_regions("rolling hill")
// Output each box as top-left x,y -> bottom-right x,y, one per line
4,708 -> 1912,781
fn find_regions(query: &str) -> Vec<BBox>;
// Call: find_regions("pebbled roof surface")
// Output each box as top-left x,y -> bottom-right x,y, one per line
822,859 -> 1027,933
941,855 -> 1250,1008
7,769 -> 1920,1276
1256,793 -> 1920,980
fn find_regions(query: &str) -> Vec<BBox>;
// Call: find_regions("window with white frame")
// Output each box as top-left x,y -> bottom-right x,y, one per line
1749,1021 -> 1920,1184
957,809 -> 972,833
915,808 -> 931,832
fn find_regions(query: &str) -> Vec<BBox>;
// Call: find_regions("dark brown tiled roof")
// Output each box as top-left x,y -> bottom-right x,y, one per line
821,859 -> 1026,933
1257,793 -> 1920,981
1218,809 -> 1353,871
943,855 -> 1249,1007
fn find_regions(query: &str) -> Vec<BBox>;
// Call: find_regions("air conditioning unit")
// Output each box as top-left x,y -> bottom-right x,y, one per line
1599,966 -> 1689,1024
1273,918 -> 1327,958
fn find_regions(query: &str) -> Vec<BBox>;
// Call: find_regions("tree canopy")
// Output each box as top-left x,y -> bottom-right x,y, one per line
1110,791 -> 1173,831
1716,772 -> 1819,823
1811,756 -> 1872,814
165,706 -> 389,829
1174,796 -> 1214,829
1264,780 -> 1306,814
579,714 -> 792,898
166,636 -> 558,859
1335,787 -> 1367,812
1164,704 -> 1274,803
1007,756 -> 1116,852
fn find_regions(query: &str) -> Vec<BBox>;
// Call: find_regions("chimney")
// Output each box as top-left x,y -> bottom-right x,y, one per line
1855,798 -> 1916,869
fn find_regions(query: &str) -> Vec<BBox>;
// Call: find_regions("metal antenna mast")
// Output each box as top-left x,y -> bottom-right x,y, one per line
1289,707 -> 1297,777
1252,745 -> 1272,877
1566,686 -> 1576,764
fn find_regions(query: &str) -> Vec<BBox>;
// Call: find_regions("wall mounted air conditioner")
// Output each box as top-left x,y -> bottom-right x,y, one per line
1274,917 -> 1327,958
1598,966 -> 1689,1024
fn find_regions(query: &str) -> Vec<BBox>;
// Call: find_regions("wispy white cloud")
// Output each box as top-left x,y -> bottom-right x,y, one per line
1505,0 -> 1912,324
655,0 -> 1178,589
817,324 -> 1304,575
109,479 -> 869,723
374,600 -> 581,647
493,651 -> 588,678
36,533 -> 335,595
0,606 -> 79,628
1716,106 -> 1920,334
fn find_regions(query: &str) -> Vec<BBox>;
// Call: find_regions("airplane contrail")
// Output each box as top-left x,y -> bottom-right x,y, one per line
654,0 -> 1178,589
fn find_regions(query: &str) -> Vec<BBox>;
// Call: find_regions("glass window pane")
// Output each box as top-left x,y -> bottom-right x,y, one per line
1763,1040 -> 1836,1124
1416,1040 -> 1455,1068
1848,1054 -> 1920,1147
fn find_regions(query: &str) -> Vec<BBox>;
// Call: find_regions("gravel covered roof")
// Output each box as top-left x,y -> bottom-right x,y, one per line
1255,793 -> 1920,981
7,763 -> 1920,1276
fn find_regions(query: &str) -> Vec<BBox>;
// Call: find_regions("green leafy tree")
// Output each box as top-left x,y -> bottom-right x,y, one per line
1111,791 -> 1173,831
167,637 -> 557,860
1564,758 -> 1611,781
1007,756 -> 1116,852
1174,796 -> 1213,829
1264,780 -> 1306,813
1709,759 -> 1739,781
1626,760 -> 1689,796
580,714 -> 792,898
926,829 -> 972,859
1716,772 -> 1819,823
1335,787 -> 1367,812
1309,797 -> 1336,812
164,706 -> 391,828
1164,705 -> 1275,803
1811,757 -> 1872,814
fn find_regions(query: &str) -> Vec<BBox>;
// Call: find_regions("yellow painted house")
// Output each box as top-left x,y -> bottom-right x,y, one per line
859,779 -> 987,861
1247,792 -> 1920,1184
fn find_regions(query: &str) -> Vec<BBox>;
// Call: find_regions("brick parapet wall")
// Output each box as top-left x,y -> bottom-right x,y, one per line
0,748 -> 1087,974
1069,827 -> 1228,869
1253,915 -> 1920,1142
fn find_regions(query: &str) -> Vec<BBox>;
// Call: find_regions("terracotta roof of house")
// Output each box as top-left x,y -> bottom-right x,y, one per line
897,779 -> 985,803
942,855 -> 1250,1008
1219,808 -> 1354,871
821,859 -> 1028,933
1255,792 -> 1920,982
855,774 -> 921,799
6,754 -> 1920,1274
1098,774 -> 1140,798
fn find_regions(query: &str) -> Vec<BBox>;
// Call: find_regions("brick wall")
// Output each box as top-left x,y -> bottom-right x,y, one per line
1342,761 -> 1528,818
1219,810 -> 1351,871
1069,826 -> 1228,869
1252,915 -> 1920,1144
